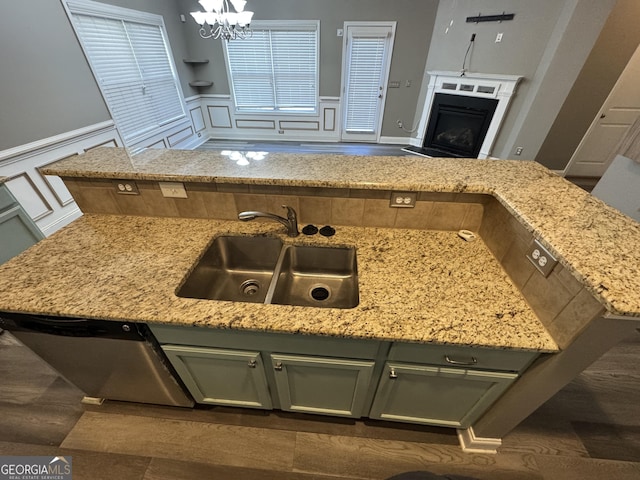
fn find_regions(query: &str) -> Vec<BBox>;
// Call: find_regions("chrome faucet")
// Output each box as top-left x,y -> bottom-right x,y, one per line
238,205 -> 299,237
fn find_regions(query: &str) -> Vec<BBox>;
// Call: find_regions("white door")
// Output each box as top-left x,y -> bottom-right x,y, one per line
340,23 -> 395,142
565,43 -> 640,177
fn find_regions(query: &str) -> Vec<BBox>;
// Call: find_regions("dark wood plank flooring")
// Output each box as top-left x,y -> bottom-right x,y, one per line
1,328 -> 639,480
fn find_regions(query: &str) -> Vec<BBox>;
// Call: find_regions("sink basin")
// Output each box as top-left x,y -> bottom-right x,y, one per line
177,236 -> 359,309
270,245 -> 359,309
177,236 -> 283,303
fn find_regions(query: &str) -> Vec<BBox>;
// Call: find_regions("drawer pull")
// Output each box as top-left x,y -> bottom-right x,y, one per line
274,361 -> 283,371
444,355 -> 477,366
389,367 -> 398,379
248,359 -> 257,368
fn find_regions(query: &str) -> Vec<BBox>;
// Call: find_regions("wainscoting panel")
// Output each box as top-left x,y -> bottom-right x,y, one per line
0,120 -> 122,236
189,106 -> 206,133
198,95 -> 341,142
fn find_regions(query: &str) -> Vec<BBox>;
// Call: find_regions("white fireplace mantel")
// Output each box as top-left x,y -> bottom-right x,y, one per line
413,71 -> 523,159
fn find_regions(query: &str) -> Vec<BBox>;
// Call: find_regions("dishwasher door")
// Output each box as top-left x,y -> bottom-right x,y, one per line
0,314 -> 193,407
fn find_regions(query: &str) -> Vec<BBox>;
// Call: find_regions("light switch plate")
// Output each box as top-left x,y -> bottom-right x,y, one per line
526,239 -> 558,277
159,182 -> 188,198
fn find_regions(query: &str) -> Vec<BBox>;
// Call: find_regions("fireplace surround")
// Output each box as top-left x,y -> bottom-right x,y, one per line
405,71 -> 523,159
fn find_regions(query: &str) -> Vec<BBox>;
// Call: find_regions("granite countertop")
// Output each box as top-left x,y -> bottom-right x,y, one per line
41,147 -> 640,318
0,214 -> 557,351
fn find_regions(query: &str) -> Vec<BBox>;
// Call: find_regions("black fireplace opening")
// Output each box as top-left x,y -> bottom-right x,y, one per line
405,93 -> 498,158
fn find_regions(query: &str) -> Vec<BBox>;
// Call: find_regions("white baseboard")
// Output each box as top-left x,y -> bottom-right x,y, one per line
379,136 -> 413,145
40,207 -> 82,237
456,427 -> 502,454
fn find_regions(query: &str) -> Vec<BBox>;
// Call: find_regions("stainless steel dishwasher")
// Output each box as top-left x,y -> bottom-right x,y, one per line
0,313 -> 193,407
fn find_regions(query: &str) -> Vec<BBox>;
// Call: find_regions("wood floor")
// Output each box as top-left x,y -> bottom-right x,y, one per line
0,329 -> 639,480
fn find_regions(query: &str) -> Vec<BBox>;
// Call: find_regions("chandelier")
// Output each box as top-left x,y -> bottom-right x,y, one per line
190,0 -> 254,41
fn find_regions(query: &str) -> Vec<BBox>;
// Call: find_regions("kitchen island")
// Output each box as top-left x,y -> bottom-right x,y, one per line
1,147 -> 639,452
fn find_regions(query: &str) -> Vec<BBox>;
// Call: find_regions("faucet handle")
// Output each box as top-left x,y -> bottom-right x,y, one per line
281,205 -> 299,236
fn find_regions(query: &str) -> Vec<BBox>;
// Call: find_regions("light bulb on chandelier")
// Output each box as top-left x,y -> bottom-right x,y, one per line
190,0 -> 254,40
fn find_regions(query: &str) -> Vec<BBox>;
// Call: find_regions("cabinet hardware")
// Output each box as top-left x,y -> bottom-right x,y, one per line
389,367 -> 398,379
444,355 -> 477,366
248,359 -> 257,368
274,361 -> 283,371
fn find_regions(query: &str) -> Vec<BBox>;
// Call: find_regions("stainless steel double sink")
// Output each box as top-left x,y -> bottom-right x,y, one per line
177,236 -> 359,309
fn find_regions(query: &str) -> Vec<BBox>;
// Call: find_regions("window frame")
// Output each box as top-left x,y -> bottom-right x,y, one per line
222,20 -> 320,116
63,0 -> 186,145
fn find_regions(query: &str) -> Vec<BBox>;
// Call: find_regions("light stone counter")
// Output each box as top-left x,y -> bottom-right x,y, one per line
41,148 -> 640,318
0,214 -> 557,351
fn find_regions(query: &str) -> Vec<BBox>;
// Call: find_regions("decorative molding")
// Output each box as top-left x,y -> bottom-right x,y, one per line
37,160 -> 76,207
144,139 -> 167,149
416,71 -> 523,159
39,206 -> 82,237
323,108 -> 336,132
236,119 -> 276,130
456,427 -> 501,454
5,172 -> 54,221
189,106 -> 206,133
84,139 -> 118,152
279,121 -> 319,131
0,120 -> 119,165
168,126 -> 194,147
208,105 -> 233,128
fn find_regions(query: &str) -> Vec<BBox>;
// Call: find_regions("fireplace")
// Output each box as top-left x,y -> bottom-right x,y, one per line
409,93 -> 498,158
404,71 -> 523,159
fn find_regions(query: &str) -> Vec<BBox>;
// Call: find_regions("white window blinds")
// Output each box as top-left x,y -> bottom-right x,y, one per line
344,36 -> 386,133
225,22 -> 318,113
66,3 -> 185,143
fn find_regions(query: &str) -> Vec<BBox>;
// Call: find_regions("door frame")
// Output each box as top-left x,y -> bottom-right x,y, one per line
563,42 -> 640,178
339,21 -> 396,143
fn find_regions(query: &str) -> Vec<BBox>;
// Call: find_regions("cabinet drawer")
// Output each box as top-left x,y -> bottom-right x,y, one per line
0,185 -> 16,211
388,342 -> 538,372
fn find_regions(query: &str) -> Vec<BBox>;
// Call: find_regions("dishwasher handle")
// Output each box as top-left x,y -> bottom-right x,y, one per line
0,313 -> 143,340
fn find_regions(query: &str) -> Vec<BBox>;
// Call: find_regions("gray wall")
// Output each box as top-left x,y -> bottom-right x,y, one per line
536,0 -> 640,171
0,0 -> 110,151
420,0 -> 616,161
178,0 -> 439,138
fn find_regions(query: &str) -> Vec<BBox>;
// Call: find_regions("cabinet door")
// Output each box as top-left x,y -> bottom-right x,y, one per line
162,345 -> 272,409
0,205 -> 44,264
271,354 -> 375,418
369,362 -> 517,429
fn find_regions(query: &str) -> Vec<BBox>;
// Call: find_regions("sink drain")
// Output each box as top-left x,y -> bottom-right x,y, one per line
309,285 -> 331,302
240,280 -> 261,296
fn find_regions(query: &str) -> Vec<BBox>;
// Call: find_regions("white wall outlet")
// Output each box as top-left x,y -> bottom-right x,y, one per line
526,239 -> 558,277
495,32 -> 503,43
390,192 -> 417,208
515,146 -> 524,156
114,180 -> 139,195
159,182 -> 188,199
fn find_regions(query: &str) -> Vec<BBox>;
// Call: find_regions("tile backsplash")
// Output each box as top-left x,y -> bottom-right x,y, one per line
62,176 -> 603,349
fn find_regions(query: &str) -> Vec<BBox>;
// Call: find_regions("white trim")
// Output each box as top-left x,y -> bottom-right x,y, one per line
40,207 -> 83,236
0,121 -> 119,165
379,136 -> 413,145
64,0 -> 165,26
340,21 -> 396,143
416,71 -> 523,159
456,427 -> 501,454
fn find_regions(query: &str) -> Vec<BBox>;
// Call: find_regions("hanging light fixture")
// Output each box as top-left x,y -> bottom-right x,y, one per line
190,0 -> 254,41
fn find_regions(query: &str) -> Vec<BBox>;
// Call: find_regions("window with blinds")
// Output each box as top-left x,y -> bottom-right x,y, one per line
344,36 -> 386,133
64,1 -> 185,144
224,21 -> 319,114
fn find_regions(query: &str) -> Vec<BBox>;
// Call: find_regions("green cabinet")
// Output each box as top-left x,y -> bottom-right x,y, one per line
369,362 -> 517,428
0,184 -> 44,264
162,345 -> 272,409
270,354 -> 375,418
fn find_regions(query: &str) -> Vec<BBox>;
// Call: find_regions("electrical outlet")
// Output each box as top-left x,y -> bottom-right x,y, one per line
526,239 -> 558,277
159,182 -> 188,198
515,147 -> 524,156
396,120 -> 403,128
389,192 -> 417,208
495,32 -> 503,43
114,180 -> 139,195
